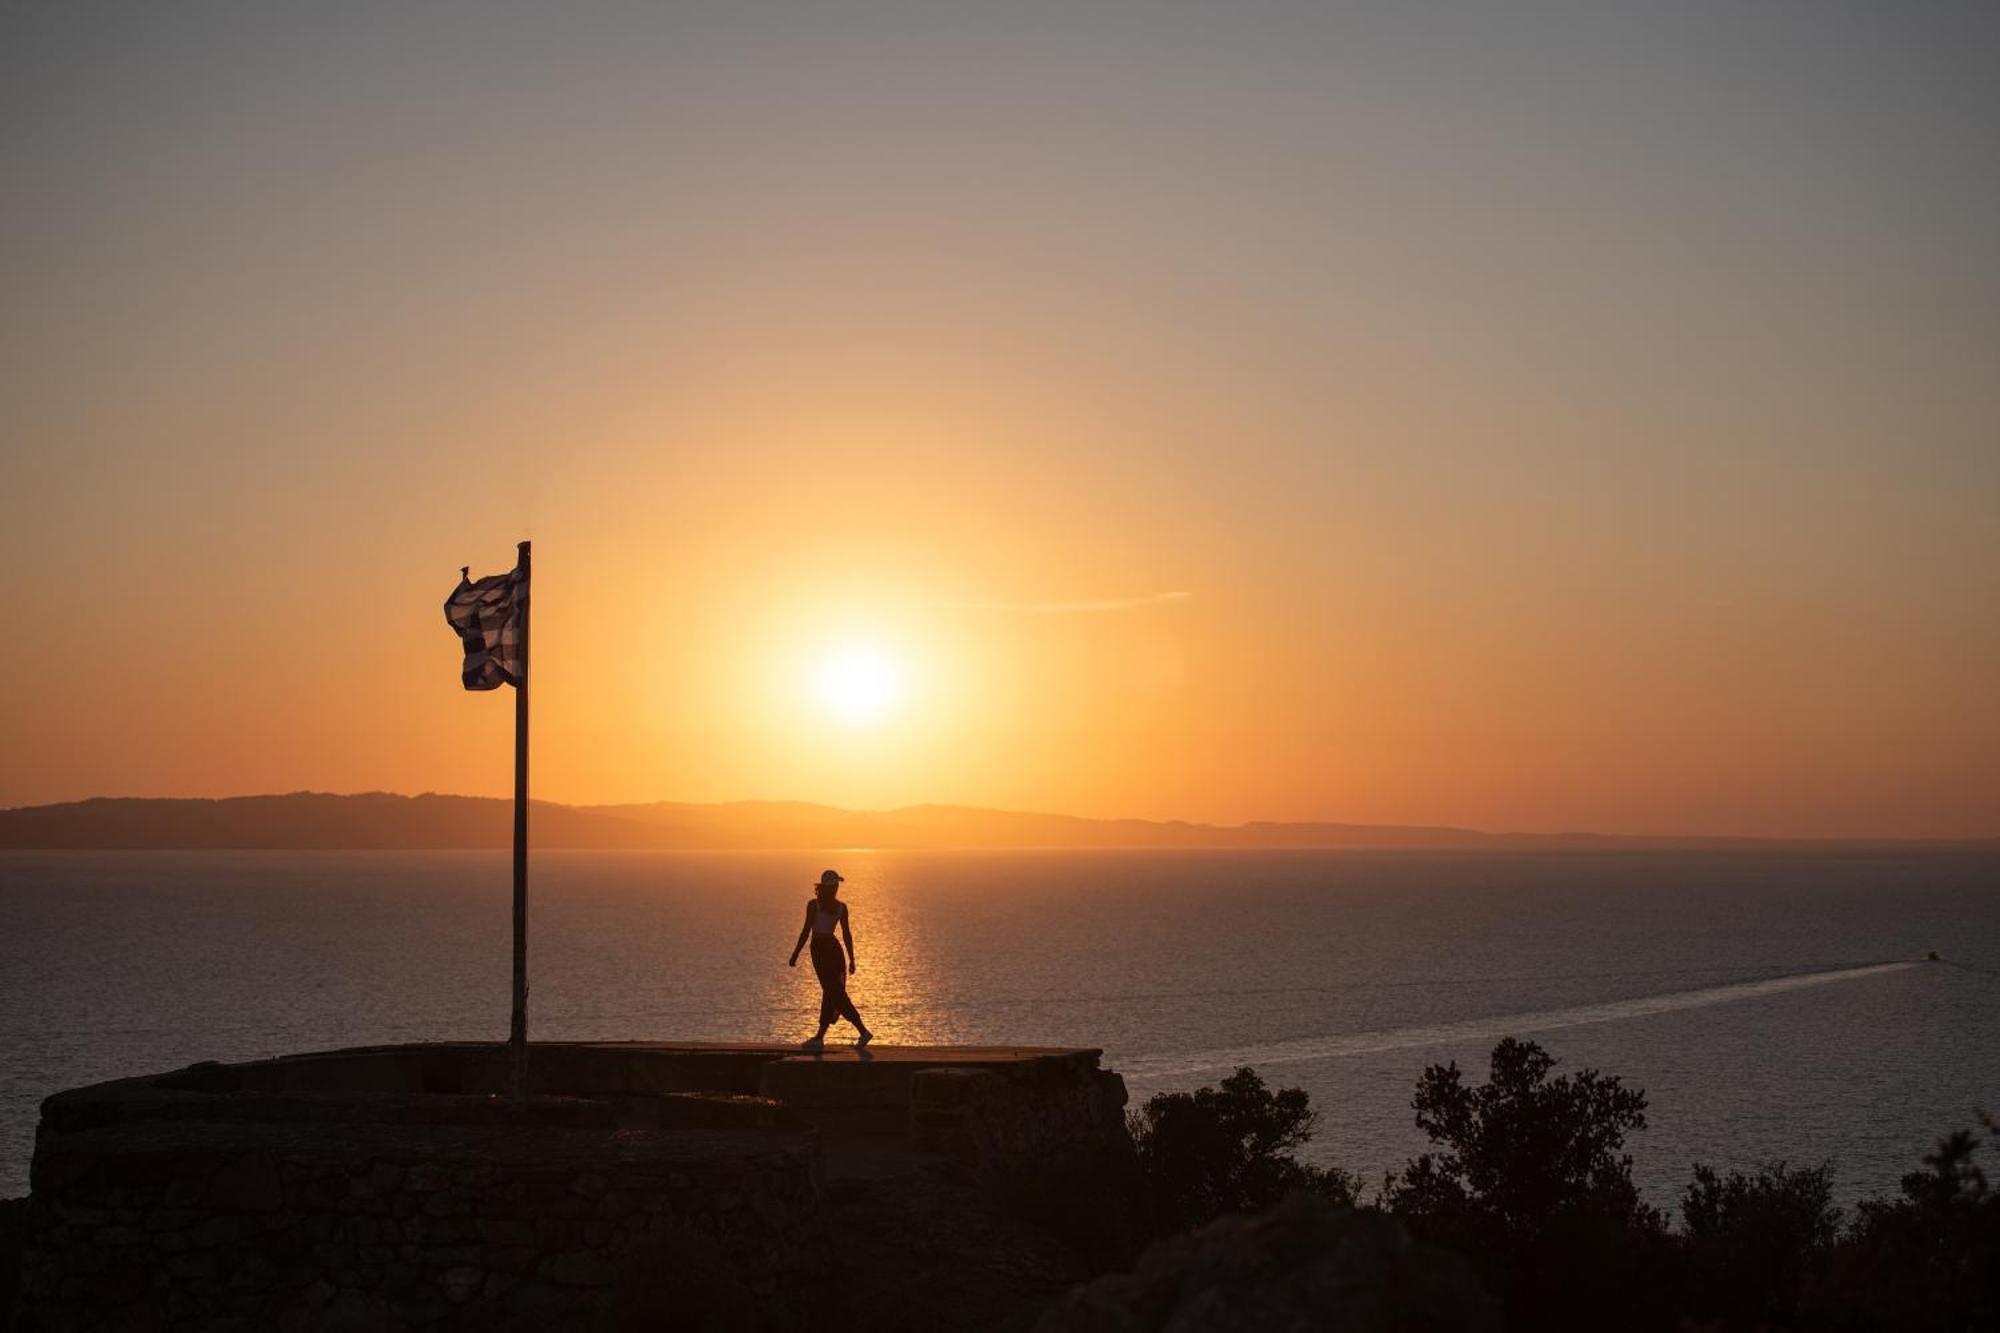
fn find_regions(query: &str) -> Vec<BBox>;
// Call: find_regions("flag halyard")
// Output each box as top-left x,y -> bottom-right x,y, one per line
445,564 -> 528,690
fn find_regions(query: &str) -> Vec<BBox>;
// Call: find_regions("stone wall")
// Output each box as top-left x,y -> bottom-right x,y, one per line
909,1066 -> 1130,1183
17,1119 -> 824,1332
13,1042 -> 1130,1332
1,1197 -> 24,1330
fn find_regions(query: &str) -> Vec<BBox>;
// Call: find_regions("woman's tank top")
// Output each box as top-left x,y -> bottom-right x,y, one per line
811,900 -> 840,935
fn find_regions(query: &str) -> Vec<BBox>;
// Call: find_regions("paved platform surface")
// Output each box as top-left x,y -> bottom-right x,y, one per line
566,1041 -> 1102,1062
40,1042 -> 1116,1150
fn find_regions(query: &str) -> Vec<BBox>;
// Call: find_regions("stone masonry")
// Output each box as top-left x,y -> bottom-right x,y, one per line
11,1042 -> 1127,1332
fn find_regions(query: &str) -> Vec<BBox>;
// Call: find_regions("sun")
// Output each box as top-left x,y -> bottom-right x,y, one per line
814,644 -> 905,725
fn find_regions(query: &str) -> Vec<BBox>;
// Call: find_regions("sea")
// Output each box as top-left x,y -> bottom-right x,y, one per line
2,849 -> 1996,1208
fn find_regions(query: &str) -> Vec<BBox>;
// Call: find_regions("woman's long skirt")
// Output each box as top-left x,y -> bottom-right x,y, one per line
810,934 -> 862,1029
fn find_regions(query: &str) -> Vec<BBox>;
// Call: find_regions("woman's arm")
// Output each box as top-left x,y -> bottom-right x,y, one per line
840,902 -> 856,974
787,901 -> 811,966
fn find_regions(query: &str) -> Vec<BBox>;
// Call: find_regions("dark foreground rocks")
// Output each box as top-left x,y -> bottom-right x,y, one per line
1033,1193 -> 1498,1333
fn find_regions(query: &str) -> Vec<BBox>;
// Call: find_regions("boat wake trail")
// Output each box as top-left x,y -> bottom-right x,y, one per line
1119,960 -> 1918,1084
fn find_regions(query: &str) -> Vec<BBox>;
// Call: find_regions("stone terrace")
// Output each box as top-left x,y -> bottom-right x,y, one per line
16,1042 -> 1128,1331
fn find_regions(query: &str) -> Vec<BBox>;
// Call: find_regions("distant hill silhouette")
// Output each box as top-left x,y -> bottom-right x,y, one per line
0,792 -> 1991,851
0,793 -> 658,850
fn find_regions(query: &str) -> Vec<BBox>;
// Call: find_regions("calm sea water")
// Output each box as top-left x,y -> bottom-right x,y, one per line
2,849 -> 1996,1206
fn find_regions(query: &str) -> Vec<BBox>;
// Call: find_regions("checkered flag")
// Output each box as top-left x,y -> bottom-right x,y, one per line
444,561 -> 527,690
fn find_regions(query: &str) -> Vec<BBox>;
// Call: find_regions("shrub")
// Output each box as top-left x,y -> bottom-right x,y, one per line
1384,1037 -> 1668,1331
1386,1036 -> 1660,1237
1677,1160 -> 1841,1328
1812,1116 -> 1999,1332
1127,1066 -> 1359,1234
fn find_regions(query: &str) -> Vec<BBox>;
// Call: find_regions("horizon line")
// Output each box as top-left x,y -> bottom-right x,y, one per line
4,788 -> 1995,846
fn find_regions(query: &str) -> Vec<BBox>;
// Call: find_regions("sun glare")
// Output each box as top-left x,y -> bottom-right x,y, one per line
814,644 -> 904,725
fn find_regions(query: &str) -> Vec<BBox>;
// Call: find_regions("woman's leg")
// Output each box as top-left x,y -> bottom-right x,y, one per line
810,937 -> 843,1035
831,959 -> 868,1037
812,936 -> 869,1038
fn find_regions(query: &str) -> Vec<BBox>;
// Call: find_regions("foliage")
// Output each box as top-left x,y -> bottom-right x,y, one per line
1810,1114 -> 2000,1332
1127,1066 -> 1359,1234
1113,1043 -> 1996,1333
1386,1036 -> 1661,1238
1677,1160 -> 1841,1328
1383,1037 -> 1668,1331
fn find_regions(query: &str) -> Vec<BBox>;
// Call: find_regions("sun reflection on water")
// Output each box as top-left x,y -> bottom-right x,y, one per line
790,855 -> 950,1047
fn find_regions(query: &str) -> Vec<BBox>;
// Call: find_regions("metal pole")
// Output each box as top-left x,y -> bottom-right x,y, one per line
510,539 -> 530,1097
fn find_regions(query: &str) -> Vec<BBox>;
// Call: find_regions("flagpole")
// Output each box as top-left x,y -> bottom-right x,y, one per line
510,539 -> 530,1097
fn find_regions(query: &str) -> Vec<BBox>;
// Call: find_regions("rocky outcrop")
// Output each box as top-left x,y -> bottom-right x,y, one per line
1032,1192 -> 1499,1333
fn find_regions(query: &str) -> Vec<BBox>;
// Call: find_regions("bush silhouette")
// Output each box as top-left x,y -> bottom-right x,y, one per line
1812,1116 -> 1999,1332
1106,1044 -> 1994,1333
1384,1036 -> 1668,1331
1677,1160 -> 1841,1328
1127,1066 -> 1359,1234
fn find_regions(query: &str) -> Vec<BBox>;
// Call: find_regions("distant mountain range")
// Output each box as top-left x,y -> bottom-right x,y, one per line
0,792 -> 1991,851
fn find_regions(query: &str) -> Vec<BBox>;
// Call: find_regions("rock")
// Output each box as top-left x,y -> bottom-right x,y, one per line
161,1250 -> 215,1282
480,1218 -> 534,1247
440,1265 -> 483,1303
188,1214 -> 241,1249
913,1067 -> 1008,1109
1033,1193 -> 1498,1333
543,1251 -> 616,1287
322,1288 -> 383,1333
100,1301 -> 164,1332
201,1157 -> 281,1213
1,1198 -> 28,1326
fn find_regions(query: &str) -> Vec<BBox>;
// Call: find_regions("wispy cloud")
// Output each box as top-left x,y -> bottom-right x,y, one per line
950,591 -> 1191,615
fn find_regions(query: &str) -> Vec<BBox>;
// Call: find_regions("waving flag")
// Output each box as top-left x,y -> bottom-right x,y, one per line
445,541 -> 534,1094
444,561 -> 527,690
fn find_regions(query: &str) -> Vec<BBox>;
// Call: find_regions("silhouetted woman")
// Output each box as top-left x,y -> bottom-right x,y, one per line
788,869 -> 873,1051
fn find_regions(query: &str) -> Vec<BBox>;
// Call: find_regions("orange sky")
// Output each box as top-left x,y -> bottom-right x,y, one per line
3,4 -> 1997,837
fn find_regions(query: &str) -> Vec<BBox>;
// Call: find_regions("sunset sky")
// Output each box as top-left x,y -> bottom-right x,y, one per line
3,3 -> 1996,836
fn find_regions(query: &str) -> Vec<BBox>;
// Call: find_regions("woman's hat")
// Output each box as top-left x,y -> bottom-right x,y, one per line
816,869 -> 843,888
